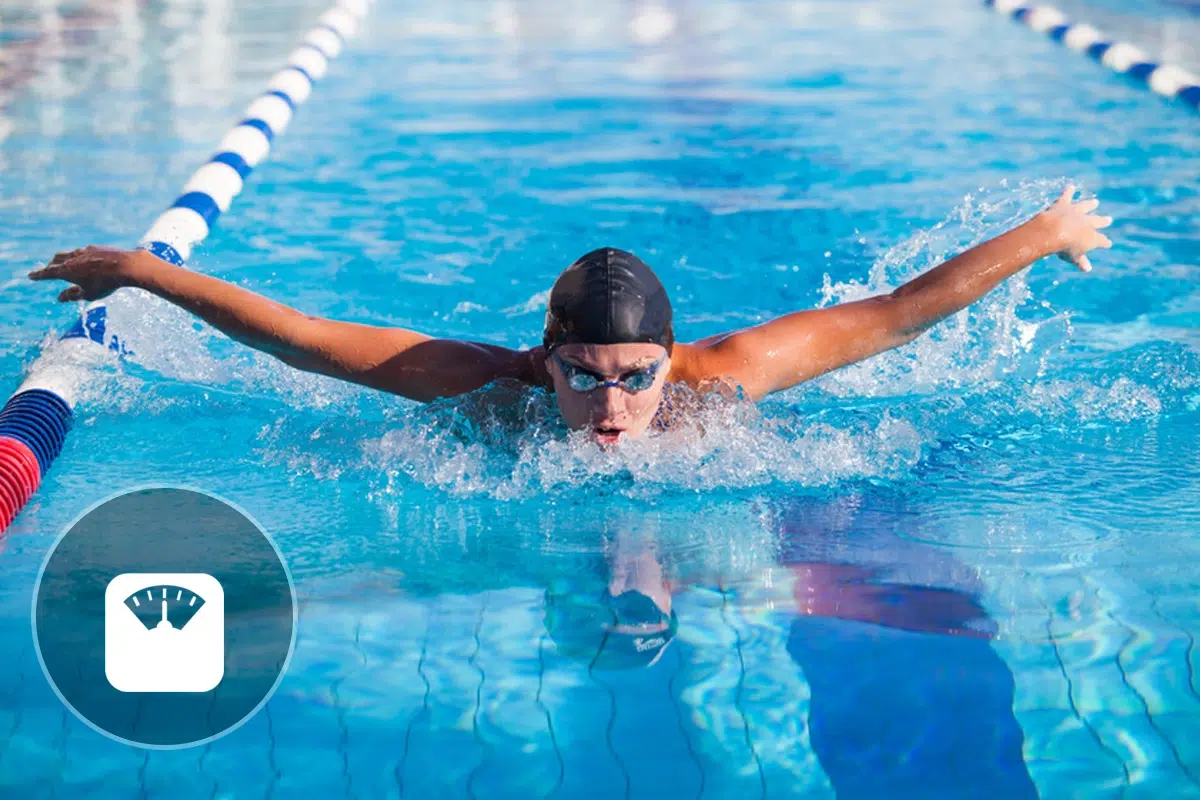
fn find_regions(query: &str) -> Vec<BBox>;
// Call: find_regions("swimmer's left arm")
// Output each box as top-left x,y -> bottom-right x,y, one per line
684,186 -> 1112,399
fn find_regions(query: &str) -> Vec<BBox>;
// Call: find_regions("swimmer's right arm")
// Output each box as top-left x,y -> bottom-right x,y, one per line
29,247 -> 544,402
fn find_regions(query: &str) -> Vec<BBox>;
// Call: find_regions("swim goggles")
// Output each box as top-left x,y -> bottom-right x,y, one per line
552,352 -> 666,393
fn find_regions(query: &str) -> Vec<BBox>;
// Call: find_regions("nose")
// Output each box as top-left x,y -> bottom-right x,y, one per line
591,386 -> 624,421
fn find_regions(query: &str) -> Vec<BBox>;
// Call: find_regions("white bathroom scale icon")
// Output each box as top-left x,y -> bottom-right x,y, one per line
105,573 -> 225,693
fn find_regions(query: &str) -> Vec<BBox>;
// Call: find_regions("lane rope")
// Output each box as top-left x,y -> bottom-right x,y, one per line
0,0 -> 373,531
984,0 -> 1200,111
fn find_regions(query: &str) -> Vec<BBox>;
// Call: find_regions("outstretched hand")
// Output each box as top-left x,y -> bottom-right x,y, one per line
1040,185 -> 1113,273
28,245 -> 137,302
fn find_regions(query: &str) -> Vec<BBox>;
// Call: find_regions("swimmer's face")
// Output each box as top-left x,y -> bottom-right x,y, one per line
546,343 -> 670,444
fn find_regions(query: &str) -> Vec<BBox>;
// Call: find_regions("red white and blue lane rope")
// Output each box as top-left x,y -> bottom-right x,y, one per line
985,0 -> 1200,110
0,0 -> 372,532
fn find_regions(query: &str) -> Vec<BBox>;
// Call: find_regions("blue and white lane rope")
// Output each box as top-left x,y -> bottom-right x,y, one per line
985,0 -> 1200,111
0,0 -> 373,531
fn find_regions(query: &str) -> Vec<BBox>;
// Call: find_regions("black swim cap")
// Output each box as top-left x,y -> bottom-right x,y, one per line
543,248 -> 674,354
544,586 -> 679,670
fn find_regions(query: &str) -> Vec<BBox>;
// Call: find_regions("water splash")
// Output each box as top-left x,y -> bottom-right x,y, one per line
66,180 -> 1180,505
359,384 -> 924,502
811,178 -> 1075,397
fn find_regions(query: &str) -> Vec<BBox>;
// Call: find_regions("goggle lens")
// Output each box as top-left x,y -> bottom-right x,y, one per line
557,353 -> 665,394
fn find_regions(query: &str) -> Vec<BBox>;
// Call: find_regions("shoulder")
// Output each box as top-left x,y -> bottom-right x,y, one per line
469,342 -> 551,388
517,345 -> 553,389
666,341 -> 749,399
665,342 -> 704,385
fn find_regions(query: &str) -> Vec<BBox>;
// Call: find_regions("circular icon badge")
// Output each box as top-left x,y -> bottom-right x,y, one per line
33,486 -> 296,749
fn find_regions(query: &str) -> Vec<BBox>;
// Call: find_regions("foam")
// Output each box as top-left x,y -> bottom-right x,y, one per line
81,183 -> 1173,509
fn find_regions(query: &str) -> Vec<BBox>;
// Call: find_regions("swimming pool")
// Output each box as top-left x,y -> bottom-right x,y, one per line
2,0 -> 1198,795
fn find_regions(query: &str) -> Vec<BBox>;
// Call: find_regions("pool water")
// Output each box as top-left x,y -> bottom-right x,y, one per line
2,0 -> 1199,796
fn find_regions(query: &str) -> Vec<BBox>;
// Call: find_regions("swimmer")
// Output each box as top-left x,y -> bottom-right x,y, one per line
30,186 -> 1111,444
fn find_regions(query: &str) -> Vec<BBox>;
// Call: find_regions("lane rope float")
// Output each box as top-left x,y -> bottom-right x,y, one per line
0,0 -> 374,532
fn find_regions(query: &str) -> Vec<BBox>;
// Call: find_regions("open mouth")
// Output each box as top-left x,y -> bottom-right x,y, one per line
592,426 -> 625,444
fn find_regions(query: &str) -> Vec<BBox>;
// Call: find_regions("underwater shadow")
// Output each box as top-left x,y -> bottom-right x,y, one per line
777,491 -> 1038,799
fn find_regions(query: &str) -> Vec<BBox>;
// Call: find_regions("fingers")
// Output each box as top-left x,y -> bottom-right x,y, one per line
1048,185 -> 1110,274
1053,185 -> 1106,215
48,248 -> 83,267
28,265 -> 62,281
32,248 -> 86,280
57,285 -> 85,302
31,245 -> 112,281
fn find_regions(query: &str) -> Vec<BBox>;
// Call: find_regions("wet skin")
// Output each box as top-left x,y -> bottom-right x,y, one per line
30,187 -> 1113,440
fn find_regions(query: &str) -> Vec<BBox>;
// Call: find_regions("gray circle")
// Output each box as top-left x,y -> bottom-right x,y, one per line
32,486 -> 296,749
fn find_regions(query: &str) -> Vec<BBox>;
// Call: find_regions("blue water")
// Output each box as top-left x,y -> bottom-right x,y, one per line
2,0 -> 1199,796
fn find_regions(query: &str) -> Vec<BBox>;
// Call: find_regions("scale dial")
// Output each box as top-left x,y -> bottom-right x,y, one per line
123,585 -> 206,630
